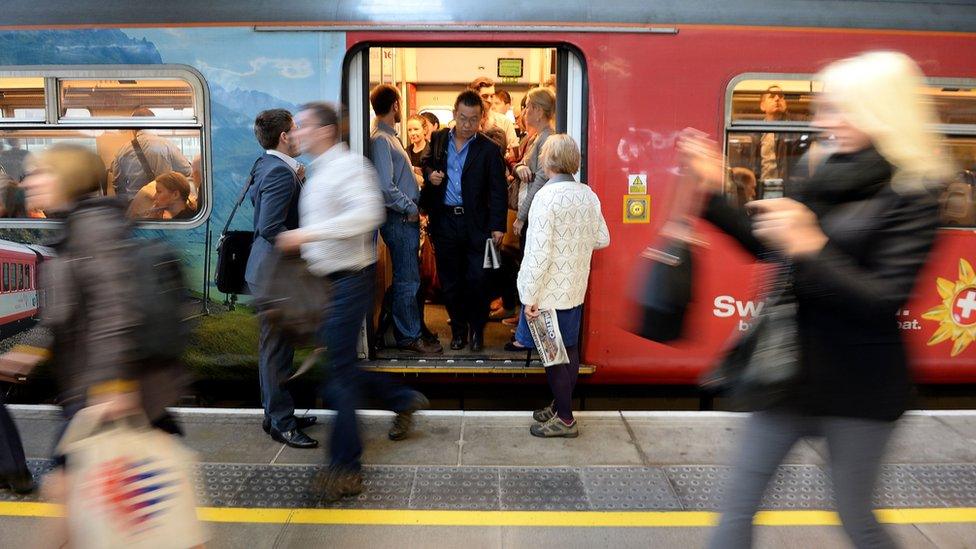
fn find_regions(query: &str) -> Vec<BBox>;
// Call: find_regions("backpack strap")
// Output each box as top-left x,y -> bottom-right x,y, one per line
130,135 -> 156,183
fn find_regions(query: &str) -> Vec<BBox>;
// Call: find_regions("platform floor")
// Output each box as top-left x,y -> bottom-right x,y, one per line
3,407 -> 976,548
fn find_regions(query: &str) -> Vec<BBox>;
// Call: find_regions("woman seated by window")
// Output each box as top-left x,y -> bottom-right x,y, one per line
130,171 -> 196,220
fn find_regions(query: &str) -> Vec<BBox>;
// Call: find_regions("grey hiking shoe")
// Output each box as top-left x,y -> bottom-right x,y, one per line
530,415 -> 579,438
533,401 -> 556,422
389,391 -> 430,441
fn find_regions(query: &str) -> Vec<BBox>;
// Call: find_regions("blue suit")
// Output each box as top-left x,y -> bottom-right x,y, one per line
244,153 -> 301,432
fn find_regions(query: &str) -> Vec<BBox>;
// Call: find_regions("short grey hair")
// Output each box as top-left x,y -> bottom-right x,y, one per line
540,134 -> 580,175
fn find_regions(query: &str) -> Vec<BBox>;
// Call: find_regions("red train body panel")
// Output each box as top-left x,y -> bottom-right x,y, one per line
347,27 -> 976,384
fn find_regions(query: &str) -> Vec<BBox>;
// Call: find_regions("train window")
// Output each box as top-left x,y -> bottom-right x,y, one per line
59,79 -> 196,122
726,74 -> 976,227
0,77 -> 46,123
24,264 -> 30,290
0,67 -> 210,228
16,263 -> 22,290
1,263 -> 6,292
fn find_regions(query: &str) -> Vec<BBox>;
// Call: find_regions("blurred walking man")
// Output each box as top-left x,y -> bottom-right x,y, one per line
278,102 -> 429,502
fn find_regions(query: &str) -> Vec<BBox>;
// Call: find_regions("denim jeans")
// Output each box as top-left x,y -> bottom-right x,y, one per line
380,218 -> 421,345
318,265 -> 415,471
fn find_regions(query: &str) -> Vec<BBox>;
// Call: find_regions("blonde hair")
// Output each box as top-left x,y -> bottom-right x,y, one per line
817,51 -> 954,191
37,144 -> 106,202
526,87 -> 556,122
540,134 -> 580,175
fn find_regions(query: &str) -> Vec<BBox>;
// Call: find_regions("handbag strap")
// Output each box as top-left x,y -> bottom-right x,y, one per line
221,174 -> 255,236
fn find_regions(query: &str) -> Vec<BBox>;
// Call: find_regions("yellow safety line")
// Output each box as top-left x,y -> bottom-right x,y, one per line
4,503 -> 976,527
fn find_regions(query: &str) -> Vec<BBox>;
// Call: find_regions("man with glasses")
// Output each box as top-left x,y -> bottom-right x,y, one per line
469,77 -> 518,153
420,90 -> 508,352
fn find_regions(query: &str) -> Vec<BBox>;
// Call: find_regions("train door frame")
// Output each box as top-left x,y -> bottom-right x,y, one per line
341,42 -> 589,362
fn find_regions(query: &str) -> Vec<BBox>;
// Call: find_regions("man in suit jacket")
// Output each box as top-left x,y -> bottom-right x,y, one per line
244,109 -> 317,449
420,90 -> 507,352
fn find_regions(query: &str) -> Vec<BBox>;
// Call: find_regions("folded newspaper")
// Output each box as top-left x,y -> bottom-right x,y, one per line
483,238 -> 501,269
526,308 -> 570,367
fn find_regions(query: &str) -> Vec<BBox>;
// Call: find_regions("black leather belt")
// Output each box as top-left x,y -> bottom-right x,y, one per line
445,206 -> 465,215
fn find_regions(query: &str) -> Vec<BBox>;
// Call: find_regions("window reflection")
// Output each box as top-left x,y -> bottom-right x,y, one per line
0,77 -> 45,122
58,79 -> 195,120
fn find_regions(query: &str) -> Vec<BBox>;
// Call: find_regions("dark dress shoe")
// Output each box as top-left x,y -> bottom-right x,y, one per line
270,427 -> 318,449
263,415 -> 318,434
469,331 -> 484,352
504,341 -> 529,352
0,472 -> 34,494
450,334 -> 467,350
398,339 -> 444,354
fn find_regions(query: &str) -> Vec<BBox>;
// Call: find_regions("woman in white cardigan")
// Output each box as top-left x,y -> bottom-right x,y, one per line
515,134 -> 610,438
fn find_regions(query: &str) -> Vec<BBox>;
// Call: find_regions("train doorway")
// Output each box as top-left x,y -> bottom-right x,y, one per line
343,44 -> 587,366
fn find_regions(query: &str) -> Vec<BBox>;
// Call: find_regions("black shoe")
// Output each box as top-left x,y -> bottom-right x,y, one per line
389,391 -> 430,441
469,331 -> 484,352
398,339 -> 444,354
270,427 -> 318,449
450,333 -> 467,350
263,415 -> 318,434
0,472 -> 34,494
504,341 -> 529,352
313,467 -> 363,503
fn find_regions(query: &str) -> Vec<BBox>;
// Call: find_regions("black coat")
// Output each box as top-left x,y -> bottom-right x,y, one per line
706,147 -> 941,421
419,128 -> 508,236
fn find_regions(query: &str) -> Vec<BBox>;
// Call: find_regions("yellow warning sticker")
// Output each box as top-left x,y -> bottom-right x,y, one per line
628,173 -> 648,194
623,195 -> 650,224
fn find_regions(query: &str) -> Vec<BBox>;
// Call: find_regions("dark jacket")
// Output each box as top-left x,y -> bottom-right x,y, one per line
40,198 -> 184,420
244,153 -> 301,293
419,128 -> 508,236
705,147 -> 941,421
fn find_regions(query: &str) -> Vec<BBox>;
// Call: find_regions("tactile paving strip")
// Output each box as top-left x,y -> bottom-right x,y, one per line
5,460 -> 976,511
412,467 -> 500,510
500,467 -> 589,511
581,467 -> 682,510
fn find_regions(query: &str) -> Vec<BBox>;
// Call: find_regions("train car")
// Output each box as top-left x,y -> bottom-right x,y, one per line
0,0 -> 974,393
0,240 -> 48,328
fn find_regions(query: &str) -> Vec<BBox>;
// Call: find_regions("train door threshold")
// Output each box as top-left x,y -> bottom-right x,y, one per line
362,358 -> 596,375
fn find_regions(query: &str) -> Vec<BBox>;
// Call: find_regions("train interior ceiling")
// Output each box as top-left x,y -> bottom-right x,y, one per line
365,46 -> 561,361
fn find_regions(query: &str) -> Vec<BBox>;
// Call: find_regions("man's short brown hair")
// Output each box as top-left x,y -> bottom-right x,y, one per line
369,84 -> 400,117
469,77 -> 494,92
254,108 -> 293,149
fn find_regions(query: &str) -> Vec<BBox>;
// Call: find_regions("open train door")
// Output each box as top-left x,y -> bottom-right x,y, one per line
343,43 -> 588,373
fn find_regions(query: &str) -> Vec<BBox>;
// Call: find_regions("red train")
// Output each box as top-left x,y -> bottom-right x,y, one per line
0,240 -> 51,327
1,0 -> 975,387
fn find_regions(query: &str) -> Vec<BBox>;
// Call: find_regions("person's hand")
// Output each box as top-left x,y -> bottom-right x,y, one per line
276,229 -> 307,253
429,170 -> 445,186
515,164 -> 532,183
413,166 -> 423,176
406,212 -> 420,223
676,128 -> 725,193
296,163 -> 307,182
524,303 -> 540,319
492,231 -> 504,248
749,198 -> 827,258
513,218 -> 525,236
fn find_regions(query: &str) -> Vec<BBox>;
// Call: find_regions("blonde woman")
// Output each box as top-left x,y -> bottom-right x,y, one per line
513,86 -> 557,237
517,134 -> 609,438
682,51 -> 951,549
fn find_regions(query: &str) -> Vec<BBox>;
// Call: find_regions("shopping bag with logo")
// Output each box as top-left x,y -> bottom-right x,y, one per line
526,308 -> 570,366
59,405 -> 208,549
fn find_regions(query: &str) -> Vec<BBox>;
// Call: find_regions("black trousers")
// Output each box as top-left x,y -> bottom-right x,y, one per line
430,211 -> 490,335
0,398 -> 29,479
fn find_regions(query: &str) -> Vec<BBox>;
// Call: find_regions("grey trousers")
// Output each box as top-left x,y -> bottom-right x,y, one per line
707,409 -> 897,549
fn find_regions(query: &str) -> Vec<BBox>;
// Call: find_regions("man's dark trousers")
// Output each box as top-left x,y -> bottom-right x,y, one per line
429,208 -> 490,338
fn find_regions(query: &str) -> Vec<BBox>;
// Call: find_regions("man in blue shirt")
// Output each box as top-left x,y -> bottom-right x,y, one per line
370,84 -> 442,355
419,91 -> 507,352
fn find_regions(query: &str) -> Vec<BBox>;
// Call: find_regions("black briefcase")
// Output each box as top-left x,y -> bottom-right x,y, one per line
215,230 -> 253,295
214,174 -> 255,295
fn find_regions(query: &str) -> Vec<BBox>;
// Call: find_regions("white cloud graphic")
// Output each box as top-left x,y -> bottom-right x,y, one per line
197,57 -> 313,89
